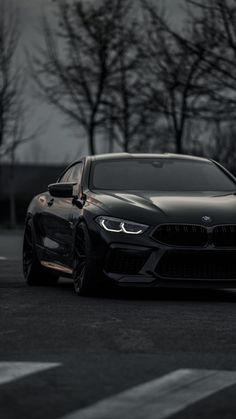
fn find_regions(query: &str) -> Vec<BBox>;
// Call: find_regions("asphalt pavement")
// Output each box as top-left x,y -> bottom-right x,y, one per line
1,232 -> 236,419
0,229 -> 22,260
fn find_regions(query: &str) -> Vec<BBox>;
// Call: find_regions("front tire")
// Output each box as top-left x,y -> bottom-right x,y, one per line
73,223 -> 103,296
23,218 -> 59,286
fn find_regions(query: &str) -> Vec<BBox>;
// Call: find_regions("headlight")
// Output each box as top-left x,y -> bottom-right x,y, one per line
96,216 -> 148,235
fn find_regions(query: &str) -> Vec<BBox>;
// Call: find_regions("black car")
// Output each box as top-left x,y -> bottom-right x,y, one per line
23,153 -> 236,295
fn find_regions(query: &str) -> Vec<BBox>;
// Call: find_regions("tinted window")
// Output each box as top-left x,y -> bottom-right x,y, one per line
59,163 -> 83,183
90,158 -> 236,191
60,167 -> 74,182
67,163 -> 83,182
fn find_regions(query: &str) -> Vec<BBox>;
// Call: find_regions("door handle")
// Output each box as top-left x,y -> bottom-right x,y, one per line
47,198 -> 54,207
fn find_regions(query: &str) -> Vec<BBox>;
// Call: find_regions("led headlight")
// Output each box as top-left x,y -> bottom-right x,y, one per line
96,216 -> 148,235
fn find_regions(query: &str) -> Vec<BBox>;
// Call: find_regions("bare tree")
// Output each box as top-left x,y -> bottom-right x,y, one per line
106,16 -> 153,153
184,0 -> 236,122
139,0 -> 213,154
186,118 -> 236,173
163,0 -> 236,164
30,0 -> 143,155
0,1 -> 39,227
0,0 -> 20,154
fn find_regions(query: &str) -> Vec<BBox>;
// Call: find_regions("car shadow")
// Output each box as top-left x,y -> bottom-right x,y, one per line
101,286 -> 236,303
56,278 -> 236,303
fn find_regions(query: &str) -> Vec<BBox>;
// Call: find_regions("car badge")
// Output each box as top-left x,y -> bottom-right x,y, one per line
201,216 -> 212,224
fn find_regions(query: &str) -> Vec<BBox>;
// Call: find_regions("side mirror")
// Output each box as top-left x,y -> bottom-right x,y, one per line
73,198 -> 84,209
48,182 -> 77,198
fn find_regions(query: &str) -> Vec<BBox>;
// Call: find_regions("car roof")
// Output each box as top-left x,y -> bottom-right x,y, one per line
85,152 -> 210,163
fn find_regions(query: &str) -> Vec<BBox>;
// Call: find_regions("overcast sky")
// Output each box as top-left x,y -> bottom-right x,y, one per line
12,0 -> 184,164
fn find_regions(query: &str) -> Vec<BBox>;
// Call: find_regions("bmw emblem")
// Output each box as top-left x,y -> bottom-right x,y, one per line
201,216 -> 212,224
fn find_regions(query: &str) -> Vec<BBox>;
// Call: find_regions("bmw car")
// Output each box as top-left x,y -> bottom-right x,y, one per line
23,153 -> 236,295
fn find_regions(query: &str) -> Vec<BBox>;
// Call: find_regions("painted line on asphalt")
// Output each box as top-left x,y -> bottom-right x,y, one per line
0,362 -> 60,385
0,256 -> 7,261
61,369 -> 236,419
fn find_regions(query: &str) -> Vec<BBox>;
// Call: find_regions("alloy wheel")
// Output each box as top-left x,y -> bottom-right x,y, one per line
23,223 -> 34,279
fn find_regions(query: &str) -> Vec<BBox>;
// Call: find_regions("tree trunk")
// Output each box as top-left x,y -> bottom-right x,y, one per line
108,122 -> 114,153
9,163 -> 16,228
123,118 -> 130,152
176,131 -> 183,154
108,104 -> 114,153
9,147 -> 16,229
89,124 -> 96,155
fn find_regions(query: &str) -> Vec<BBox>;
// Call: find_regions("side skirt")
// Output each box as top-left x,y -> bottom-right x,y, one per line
40,260 -> 73,276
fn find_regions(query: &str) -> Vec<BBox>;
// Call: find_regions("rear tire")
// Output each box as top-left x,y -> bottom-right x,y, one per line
73,223 -> 103,296
23,218 -> 59,286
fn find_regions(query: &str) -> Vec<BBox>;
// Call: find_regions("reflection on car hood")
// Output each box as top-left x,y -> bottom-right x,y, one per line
91,190 -> 236,225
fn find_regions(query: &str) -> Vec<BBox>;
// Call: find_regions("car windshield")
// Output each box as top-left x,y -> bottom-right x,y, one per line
90,158 -> 236,191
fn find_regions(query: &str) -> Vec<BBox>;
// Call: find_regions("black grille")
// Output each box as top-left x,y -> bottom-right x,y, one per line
156,250 -> 236,279
213,225 -> 236,247
105,249 -> 150,274
153,224 -> 208,247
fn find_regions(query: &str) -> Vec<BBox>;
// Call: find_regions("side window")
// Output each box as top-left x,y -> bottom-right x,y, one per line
59,162 -> 83,183
59,167 -> 74,183
69,163 -> 83,183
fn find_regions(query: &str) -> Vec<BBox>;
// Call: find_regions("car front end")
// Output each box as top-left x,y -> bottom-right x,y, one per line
80,153 -> 236,291
85,204 -> 236,290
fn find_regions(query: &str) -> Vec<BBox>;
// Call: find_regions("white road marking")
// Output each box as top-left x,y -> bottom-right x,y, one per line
62,369 -> 236,419
0,256 -> 7,261
0,362 -> 60,385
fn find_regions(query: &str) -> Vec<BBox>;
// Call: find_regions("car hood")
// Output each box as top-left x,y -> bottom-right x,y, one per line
90,190 -> 236,226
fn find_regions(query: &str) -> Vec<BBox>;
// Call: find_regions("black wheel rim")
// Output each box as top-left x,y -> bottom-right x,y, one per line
74,229 -> 86,292
23,223 -> 33,278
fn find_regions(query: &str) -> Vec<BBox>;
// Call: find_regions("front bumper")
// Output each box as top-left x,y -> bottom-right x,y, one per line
89,221 -> 236,289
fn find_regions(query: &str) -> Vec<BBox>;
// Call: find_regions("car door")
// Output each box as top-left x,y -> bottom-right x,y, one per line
38,162 -> 83,268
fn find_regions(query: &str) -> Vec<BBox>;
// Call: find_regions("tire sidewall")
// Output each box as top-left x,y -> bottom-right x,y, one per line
23,217 -> 58,285
73,222 -> 102,295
